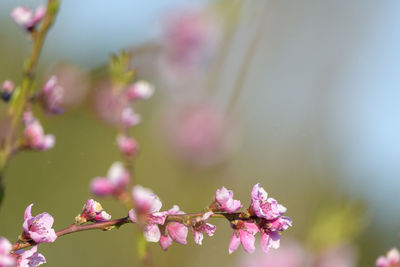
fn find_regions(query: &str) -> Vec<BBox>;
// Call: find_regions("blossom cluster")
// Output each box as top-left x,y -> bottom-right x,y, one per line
127,183 -> 292,253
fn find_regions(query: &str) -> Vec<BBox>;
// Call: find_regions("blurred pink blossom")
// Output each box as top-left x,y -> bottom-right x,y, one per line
117,135 -> 139,157
0,237 -> 15,267
163,101 -> 237,167
44,63 -> 89,109
158,7 -> 221,89
126,80 -> 155,101
11,6 -> 46,31
90,162 -> 130,197
40,76 -> 64,115
1,80 -> 15,102
22,112 -> 55,151
376,248 -> 400,267
238,240 -> 311,267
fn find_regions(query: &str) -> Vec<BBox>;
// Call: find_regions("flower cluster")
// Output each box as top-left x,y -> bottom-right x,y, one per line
127,183 -> 291,254
377,248 -> 400,267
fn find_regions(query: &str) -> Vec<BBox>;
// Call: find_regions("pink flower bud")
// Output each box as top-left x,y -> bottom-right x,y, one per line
1,80 -> 15,102
214,186 -> 242,213
11,6 -> 46,31
90,162 -> 130,197
75,199 -> 111,224
22,204 -> 57,244
15,245 -> 46,267
0,237 -> 15,267
117,135 -> 139,157
120,107 -> 141,127
41,76 -> 64,115
126,81 -> 155,101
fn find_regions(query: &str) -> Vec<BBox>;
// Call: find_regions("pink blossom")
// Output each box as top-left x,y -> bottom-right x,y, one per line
229,221 -> 259,254
22,204 -> 57,244
163,101 -> 236,167
214,186 -> 242,213
11,6 -> 46,31
1,80 -> 15,102
120,107 -> 141,128
15,246 -> 46,267
377,248 -> 400,267
132,185 -> 162,215
126,81 -> 154,101
250,183 -> 287,220
116,135 -> 139,157
75,199 -> 111,225
0,237 -> 15,267
90,162 -> 130,197
193,222 -> 216,245
159,206 -> 188,251
22,112 -> 55,151
40,76 -> 64,115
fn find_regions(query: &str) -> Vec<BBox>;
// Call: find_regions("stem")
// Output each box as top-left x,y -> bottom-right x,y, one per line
0,0 -> 60,188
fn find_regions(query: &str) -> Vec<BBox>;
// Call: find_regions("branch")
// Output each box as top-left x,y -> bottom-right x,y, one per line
11,211 -> 246,252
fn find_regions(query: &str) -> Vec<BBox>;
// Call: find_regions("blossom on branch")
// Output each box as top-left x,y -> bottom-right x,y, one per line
214,186 -> 242,213
15,246 -> 46,267
21,204 -> 57,244
75,199 -> 111,225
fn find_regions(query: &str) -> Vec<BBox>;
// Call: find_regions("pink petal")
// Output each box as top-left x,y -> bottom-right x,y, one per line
193,231 -> 204,245
167,223 -> 188,244
239,230 -> 256,254
24,204 -> 33,220
128,209 -> 137,223
143,224 -> 161,242
159,235 -> 173,251
228,232 -> 240,254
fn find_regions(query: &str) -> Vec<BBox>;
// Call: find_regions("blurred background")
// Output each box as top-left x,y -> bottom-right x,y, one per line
1,0 -> 400,266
